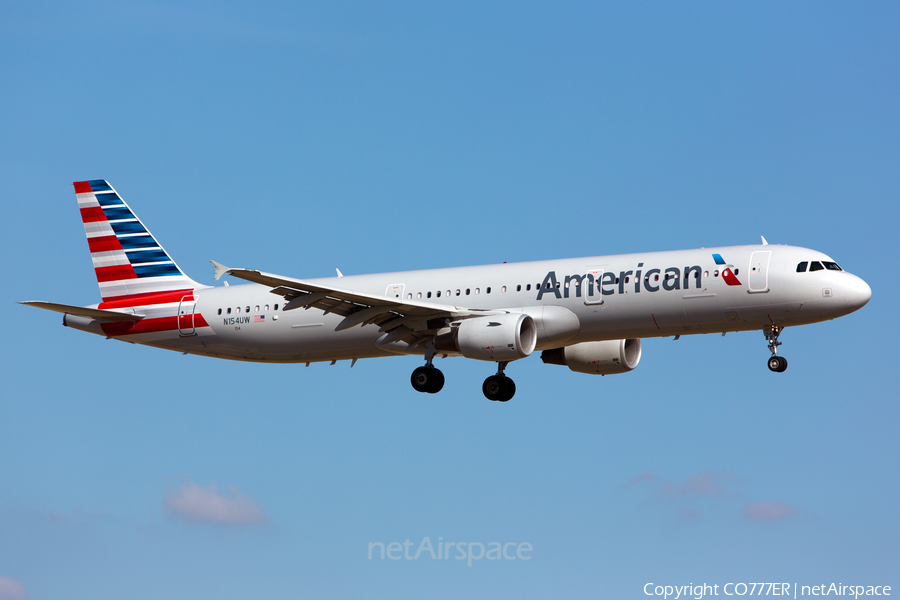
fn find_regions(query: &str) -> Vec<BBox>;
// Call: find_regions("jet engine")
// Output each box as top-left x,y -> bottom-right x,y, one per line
435,313 -> 537,362
540,339 -> 642,375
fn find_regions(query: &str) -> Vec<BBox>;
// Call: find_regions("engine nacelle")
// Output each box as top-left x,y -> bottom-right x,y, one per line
435,313 -> 537,362
541,339 -> 642,375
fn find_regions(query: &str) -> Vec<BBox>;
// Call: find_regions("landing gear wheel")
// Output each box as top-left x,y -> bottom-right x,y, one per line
499,378 -> 515,402
764,326 -> 788,373
428,368 -> 445,393
411,366 -> 444,393
483,375 -> 516,402
767,356 -> 788,373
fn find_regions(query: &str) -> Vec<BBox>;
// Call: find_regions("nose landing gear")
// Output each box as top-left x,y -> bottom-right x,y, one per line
765,325 -> 788,373
483,361 -> 516,402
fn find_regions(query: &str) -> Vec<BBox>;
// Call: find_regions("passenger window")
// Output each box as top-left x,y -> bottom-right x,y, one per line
417,292 -> 422,299
796,261 -> 808,273
236,307 -> 241,313
466,289 -> 470,295
274,304 -> 279,310
810,261 -> 824,272
436,291 -> 441,297
517,284 -> 521,292
217,308 -> 222,315
734,269 -> 739,275
526,284 -> 531,291
407,293 -> 412,299
265,304 -> 269,311
446,290 -> 451,298
245,306 -> 250,313
502,286 -> 507,292
227,308 -> 232,314
427,292 -> 432,298
487,287 -> 492,294
255,305 -> 260,312
823,261 -> 842,271
475,288 -> 480,294
456,289 -> 460,296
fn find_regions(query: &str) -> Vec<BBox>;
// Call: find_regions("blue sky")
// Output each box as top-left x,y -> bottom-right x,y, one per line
1,2 -> 898,598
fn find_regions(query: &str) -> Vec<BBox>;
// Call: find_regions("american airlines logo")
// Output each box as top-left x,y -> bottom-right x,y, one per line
537,255 -> 740,301
712,253 -> 742,286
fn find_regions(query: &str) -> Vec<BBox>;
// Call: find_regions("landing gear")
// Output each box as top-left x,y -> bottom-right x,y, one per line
411,365 -> 444,393
483,362 -> 516,402
767,356 -> 788,373
764,325 -> 788,373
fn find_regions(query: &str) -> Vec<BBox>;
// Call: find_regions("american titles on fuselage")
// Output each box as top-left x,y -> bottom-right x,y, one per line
536,260 -> 736,301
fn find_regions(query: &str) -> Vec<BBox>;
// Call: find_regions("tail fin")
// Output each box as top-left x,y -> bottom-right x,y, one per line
74,180 -> 201,302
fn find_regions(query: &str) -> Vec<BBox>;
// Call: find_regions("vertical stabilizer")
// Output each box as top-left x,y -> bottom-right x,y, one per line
74,180 -> 200,301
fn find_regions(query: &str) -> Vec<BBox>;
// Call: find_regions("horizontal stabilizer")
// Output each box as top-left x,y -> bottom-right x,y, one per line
20,301 -> 144,322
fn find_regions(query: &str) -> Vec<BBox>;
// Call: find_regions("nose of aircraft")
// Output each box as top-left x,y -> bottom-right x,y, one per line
843,273 -> 872,312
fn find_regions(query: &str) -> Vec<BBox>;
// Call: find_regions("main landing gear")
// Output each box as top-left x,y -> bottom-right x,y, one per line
482,362 -> 516,402
409,358 -> 517,402
765,325 -> 788,373
411,363 -> 444,394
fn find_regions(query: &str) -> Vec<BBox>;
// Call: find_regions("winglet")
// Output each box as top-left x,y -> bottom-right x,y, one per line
336,268 -> 344,278
210,260 -> 231,281
761,236 -> 769,246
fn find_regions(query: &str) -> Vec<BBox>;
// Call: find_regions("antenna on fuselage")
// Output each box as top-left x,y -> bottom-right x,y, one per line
761,236 -> 769,246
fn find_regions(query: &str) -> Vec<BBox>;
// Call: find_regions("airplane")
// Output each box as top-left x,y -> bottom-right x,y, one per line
21,180 -> 872,402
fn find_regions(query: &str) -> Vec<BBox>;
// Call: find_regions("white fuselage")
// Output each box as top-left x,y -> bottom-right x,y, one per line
84,244 -> 868,364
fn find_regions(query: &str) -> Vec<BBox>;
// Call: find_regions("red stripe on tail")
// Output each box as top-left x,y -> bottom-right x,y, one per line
100,289 -> 195,309
100,314 -> 209,337
80,207 -> 107,223
73,181 -> 92,194
87,235 -> 123,253
95,264 -> 138,282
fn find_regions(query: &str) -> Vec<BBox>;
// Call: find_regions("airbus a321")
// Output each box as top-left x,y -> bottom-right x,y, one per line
22,180 -> 872,401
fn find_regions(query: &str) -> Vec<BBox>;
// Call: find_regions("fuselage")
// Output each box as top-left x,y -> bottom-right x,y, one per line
66,244 -> 871,364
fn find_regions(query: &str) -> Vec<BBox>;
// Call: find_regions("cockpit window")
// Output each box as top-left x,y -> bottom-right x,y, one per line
809,261 -> 824,272
823,261 -> 842,271
796,261 -> 808,273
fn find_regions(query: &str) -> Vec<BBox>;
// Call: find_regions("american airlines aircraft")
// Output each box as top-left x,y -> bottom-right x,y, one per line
22,180 -> 872,401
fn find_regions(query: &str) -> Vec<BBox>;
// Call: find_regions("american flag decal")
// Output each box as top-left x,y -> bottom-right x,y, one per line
254,315 -> 265,323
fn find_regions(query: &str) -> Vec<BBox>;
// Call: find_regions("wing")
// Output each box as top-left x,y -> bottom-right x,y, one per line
210,261 -> 501,344
20,301 -> 145,322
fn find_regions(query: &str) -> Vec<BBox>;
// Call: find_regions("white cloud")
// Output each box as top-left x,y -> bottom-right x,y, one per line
744,502 -> 798,522
625,471 -> 656,486
659,470 -> 737,498
0,577 -> 27,600
164,481 -> 267,526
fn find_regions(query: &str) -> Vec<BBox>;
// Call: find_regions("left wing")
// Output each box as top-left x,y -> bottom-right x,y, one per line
210,261 -> 501,343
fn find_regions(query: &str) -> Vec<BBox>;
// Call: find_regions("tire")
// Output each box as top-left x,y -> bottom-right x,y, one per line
483,375 -> 505,401
411,366 -> 433,393
777,357 -> 788,372
427,369 -> 445,394
498,378 -> 515,402
767,357 -> 781,372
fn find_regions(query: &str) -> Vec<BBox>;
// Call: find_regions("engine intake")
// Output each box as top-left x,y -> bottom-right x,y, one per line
435,313 -> 537,362
541,339 -> 642,375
